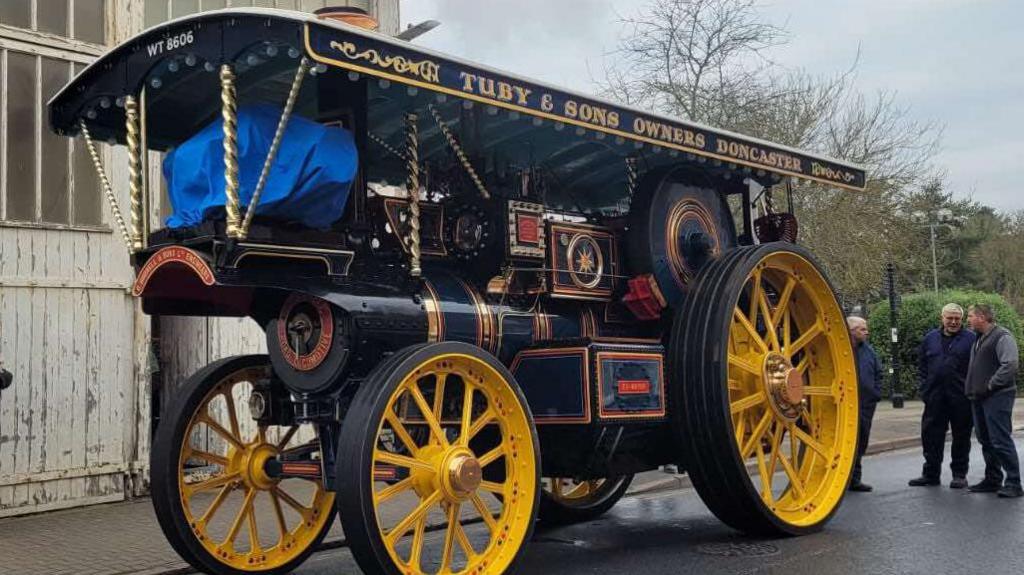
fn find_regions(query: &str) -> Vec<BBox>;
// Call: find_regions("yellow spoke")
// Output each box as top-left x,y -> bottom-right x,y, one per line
184,471 -> 240,497
464,408 -> 496,445
787,321 -> 824,358
477,445 -> 505,468
795,356 -> 809,376
432,372 -> 448,421
565,481 -> 591,499
386,490 -> 442,545
778,449 -> 806,499
740,411 -> 773,460
759,291 -> 780,351
748,268 -> 763,327
755,441 -> 772,503
200,483 -> 235,524
276,425 -> 299,450
459,384 -> 475,444
186,447 -> 229,467
803,386 -> 834,398
734,409 -> 749,446
767,424 -> 784,481
728,379 -> 743,391
771,277 -> 797,327
734,309 -> 768,354
454,519 -> 477,561
783,307 -> 792,349
224,488 -> 256,545
730,390 -> 766,415
273,486 -> 311,519
269,490 -> 289,544
408,513 -> 428,570
470,493 -> 498,532
198,415 -> 245,450
479,480 -> 506,495
384,411 -> 421,456
728,353 -> 762,377
375,476 -> 415,504
248,501 -> 262,552
374,449 -> 435,473
222,389 -> 242,442
408,382 -> 450,448
439,502 -> 460,572
791,424 -> 829,458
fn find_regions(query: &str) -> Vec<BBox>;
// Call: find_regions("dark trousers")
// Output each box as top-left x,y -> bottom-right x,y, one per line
971,390 -> 1020,487
852,402 -> 877,484
920,390 -> 973,479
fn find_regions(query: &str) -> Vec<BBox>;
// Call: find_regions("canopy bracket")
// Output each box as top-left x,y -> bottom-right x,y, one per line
405,112 -> 422,277
238,57 -> 311,240
427,103 -> 490,200
220,64 -> 242,238
77,119 -> 133,253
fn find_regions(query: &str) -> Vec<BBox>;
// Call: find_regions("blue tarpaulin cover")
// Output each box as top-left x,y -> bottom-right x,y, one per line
163,104 -> 357,229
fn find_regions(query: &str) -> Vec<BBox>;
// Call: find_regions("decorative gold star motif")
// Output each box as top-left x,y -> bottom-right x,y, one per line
576,246 -> 595,274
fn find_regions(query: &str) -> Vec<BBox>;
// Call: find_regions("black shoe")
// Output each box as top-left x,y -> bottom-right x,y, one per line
908,476 -> 940,487
968,480 -> 1002,493
849,481 -> 873,492
949,477 -> 968,489
997,485 -> 1024,498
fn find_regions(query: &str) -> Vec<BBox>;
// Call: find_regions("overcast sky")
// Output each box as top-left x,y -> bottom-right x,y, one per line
400,0 -> 1023,211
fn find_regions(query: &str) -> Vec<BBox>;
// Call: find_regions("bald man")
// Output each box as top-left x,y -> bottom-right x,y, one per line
848,316 -> 883,492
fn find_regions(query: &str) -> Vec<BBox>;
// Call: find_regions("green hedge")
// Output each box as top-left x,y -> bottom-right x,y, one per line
867,290 -> 1024,397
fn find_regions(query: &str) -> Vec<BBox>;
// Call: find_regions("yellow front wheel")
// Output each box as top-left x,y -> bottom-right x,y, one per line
337,342 -> 540,575
671,244 -> 859,535
151,355 -> 336,574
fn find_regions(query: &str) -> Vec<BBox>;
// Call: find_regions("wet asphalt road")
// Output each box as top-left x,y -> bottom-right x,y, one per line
295,436 -> 1024,575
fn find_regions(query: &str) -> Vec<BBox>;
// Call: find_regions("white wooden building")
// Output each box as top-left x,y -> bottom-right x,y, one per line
0,0 -> 399,518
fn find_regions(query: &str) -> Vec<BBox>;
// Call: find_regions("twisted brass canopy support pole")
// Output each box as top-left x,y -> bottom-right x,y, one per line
625,155 -> 638,201
220,64 -> 241,238
125,96 -> 144,251
405,112 -> 422,277
239,57 -> 310,239
427,103 -> 490,200
77,120 -> 133,252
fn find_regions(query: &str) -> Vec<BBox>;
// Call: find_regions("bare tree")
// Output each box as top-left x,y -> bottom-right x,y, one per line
599,0 -> 946,301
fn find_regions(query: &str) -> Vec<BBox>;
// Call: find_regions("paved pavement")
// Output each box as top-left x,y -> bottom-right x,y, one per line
295,433 -> 1024,575
1,399 -> 1021,575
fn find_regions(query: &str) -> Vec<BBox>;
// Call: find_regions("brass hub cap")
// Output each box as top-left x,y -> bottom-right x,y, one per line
448,455 -> 483,495
763,352 -> 804,420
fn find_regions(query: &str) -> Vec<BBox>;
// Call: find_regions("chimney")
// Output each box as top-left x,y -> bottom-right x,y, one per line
314,6 -> 380,31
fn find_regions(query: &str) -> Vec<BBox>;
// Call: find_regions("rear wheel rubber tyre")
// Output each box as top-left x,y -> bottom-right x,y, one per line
538,475 -> 633,525
670,243 -> 859,536
151,355 -> 336,575
337,342 -> 541,575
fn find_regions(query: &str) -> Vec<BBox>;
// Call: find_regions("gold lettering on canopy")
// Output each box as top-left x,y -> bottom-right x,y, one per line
714,137 -> 803,172
330,41 -> 440,83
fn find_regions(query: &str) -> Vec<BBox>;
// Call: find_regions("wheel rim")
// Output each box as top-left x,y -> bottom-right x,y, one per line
726,250 -> 858,527
177,365 -> 334,571
370,353 -> 536,574
542,477 -> 623,508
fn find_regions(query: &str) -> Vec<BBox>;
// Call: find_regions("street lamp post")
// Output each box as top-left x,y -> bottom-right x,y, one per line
912,208 -> 961,293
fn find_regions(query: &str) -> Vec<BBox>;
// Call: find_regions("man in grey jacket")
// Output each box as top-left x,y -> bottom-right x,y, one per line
965,304 -> 1022,498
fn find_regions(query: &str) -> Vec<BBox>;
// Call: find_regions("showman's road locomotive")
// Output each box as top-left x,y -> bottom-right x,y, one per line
48,7 -> 866,575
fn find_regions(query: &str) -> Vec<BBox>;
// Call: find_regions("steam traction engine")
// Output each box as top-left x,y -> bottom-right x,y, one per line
47,7 -> 867,575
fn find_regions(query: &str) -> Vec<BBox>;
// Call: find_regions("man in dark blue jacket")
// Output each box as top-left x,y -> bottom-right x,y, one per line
909,303 -> 976,488
849,316 -> 882,492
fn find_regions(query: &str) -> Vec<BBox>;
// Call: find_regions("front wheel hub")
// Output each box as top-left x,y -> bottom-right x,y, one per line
763,352 -> 803,421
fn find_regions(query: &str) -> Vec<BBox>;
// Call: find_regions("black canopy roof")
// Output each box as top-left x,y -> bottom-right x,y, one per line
48,8 -> 866,192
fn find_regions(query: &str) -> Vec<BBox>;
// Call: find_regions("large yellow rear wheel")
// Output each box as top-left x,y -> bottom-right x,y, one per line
337,342 -> 540,575
151,355 -> 336,574
671,243 -> 859,535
